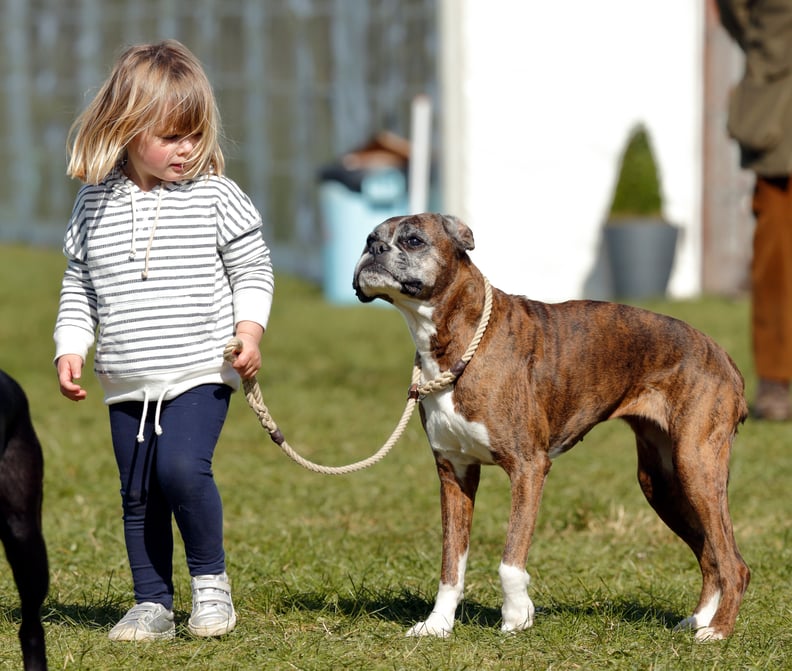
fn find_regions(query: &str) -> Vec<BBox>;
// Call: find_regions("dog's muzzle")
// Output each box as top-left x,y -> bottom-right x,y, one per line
353,258 -> 385,303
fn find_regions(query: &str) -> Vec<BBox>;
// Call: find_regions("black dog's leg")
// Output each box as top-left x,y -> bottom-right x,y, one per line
0,373 -> 48,671
0,513 -> 49,671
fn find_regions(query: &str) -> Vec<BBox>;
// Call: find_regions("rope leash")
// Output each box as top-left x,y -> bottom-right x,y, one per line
224,277 -> 492,475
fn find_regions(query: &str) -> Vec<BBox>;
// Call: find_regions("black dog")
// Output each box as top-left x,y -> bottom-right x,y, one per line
0,371 -> 48,670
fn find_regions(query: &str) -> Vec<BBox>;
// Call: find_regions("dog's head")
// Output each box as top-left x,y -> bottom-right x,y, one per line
353,213 -> 475,305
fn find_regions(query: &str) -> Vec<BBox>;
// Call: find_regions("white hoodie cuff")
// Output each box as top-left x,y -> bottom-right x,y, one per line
233,288 -> 273,331
53,325 -> 94,363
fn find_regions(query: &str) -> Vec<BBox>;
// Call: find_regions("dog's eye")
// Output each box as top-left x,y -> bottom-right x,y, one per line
404,236 -> 424,249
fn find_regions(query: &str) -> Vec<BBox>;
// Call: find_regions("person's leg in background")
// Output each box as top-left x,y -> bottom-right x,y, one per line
751,175 -> 792,420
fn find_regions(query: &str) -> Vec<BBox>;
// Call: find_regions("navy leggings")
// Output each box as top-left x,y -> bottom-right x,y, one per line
109,384 -> 231,610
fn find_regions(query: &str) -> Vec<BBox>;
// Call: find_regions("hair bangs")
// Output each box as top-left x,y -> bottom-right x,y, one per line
155,84 -> 222,177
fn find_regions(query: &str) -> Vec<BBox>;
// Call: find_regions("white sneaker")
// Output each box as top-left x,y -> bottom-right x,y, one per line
108,602 -> 175,641
187,572 -> 237,637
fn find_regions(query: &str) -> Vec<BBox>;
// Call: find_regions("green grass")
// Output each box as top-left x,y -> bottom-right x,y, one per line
1,243 -> 791,670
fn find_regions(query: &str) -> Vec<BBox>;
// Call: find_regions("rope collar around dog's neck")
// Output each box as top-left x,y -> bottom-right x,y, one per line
409,276 -> 493,400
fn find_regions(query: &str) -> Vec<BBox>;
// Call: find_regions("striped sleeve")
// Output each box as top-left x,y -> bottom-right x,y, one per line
216,177 -> 275,329
53,191 -> 99,361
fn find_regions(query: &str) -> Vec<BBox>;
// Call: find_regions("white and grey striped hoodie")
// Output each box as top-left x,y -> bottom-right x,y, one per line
54,168 -> 275,418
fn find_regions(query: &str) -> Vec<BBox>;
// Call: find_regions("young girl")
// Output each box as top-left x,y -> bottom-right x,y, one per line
54,40 -> 274,641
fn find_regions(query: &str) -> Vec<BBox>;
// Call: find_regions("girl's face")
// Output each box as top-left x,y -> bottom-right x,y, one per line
124,129 -> 202,191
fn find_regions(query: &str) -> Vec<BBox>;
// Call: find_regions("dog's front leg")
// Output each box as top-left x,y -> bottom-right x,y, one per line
407,455 -> 480,638
499,454 -> 552,633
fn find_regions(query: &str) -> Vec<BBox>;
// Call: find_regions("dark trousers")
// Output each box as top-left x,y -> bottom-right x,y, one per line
752,176 -> 792,381
108,384 -> 231,609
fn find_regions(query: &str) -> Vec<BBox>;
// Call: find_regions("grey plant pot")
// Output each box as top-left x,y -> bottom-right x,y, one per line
604,218 -> 680,300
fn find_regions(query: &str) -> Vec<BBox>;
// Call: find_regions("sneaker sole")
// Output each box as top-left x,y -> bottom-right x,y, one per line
108,627 -> 176,642
187,615 -> 237,638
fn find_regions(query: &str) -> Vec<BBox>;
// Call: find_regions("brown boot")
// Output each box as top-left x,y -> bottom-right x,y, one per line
753,378 -> 792,421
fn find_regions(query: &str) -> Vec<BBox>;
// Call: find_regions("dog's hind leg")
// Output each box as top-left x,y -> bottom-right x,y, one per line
630,417 -> 749,642
407,456 -> 481,638
0,422 -> 49,671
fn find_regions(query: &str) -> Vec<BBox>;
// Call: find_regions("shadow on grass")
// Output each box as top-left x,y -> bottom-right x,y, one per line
279,587 -> 682,632
537,597 -> 682,630
32,590 -> 681,635
37,602 -> 200,636
39,602 -> 127,629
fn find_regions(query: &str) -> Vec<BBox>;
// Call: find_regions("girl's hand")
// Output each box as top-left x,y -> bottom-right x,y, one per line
232,321 -> 264,379
57,354 -> 88,401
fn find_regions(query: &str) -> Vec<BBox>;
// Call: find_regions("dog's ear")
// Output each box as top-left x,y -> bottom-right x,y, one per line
441,215 -> 475,252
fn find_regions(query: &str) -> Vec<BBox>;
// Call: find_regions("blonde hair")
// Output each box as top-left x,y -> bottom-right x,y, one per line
67,40 -> 225,184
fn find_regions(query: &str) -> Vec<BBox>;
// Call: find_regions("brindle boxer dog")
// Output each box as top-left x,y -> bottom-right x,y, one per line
0,371 -> 49,670
353,213 -> 749,642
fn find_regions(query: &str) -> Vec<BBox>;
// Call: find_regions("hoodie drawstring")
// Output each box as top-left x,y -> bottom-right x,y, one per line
153,388 -> 166,437
128,183 -> 163,279
128,190 -> 138,261
136,388 -> 150,443
142,186 -> 163,280
135,387 -> 168,443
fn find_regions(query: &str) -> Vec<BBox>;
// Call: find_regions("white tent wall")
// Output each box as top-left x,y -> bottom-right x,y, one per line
439,0 -> 705,302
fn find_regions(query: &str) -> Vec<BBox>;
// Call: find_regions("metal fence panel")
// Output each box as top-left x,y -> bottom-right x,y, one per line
0,0 -> 438,279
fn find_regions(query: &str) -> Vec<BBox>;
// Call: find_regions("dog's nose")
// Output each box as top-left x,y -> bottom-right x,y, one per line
369,239 -> 390,257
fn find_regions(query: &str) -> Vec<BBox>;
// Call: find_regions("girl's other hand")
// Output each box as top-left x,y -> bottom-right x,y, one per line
56,354 -> 88,401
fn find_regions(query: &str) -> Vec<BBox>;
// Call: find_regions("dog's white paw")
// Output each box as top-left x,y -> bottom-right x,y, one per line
499,563 -> 534,633
500,604 -> 534,633
674,615 -> 724,642
693,626 -> 724,642
674,592 -> 721,639
674,592 -> 720,638
406,614 -> 453,638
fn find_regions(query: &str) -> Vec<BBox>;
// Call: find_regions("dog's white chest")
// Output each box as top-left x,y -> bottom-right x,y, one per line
422,389 -> 495,466
407,312 -> 494,466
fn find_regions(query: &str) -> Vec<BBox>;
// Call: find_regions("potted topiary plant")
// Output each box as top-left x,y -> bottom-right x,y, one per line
603,123 -> 679,300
